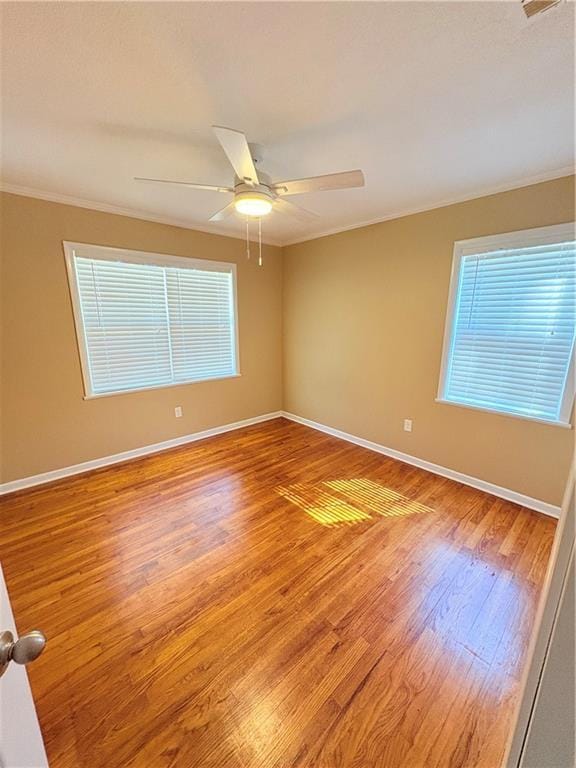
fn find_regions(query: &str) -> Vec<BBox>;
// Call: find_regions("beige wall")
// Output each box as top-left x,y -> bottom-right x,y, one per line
2,178 -> 574,502
283,176 -> 575,506
0,192 -> 283,482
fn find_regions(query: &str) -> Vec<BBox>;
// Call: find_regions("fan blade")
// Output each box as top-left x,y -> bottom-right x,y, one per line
208,202 -> 236,222
273,198 -> 318,222
212,126 -> 259,186
273,169 -> 364,196
135,177 -> 233,193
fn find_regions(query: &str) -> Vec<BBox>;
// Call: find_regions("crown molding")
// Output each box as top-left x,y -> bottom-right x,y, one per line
282,166 -> 575,247
0,183 -> 284,247
2,166 -> 573,249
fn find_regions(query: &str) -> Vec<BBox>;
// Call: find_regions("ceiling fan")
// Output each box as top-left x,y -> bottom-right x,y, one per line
135,126 -> 365,223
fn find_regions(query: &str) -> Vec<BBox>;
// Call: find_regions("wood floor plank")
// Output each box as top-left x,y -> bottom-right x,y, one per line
0,418 -> 556,767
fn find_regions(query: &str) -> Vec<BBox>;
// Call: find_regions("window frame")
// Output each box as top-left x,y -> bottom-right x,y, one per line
63,241 -> 240,399
437,222 -> 576,428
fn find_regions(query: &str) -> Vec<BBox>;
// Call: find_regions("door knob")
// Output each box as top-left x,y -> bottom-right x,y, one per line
0,630 -> 46,678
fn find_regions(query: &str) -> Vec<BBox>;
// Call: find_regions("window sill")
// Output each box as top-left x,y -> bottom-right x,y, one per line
434,398 -> 573,429
83,373 -> 242,400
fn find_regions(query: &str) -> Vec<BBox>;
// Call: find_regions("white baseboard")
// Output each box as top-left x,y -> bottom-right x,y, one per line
1,409 -> 562,518
281,411 -> 561,519
0,412 -> 283,496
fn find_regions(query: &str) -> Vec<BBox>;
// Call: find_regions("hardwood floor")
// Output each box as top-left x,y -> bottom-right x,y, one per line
0,418 -> 556,768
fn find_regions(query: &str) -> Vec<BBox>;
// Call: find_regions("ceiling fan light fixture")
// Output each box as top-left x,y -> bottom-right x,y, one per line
234,192 -> 273,217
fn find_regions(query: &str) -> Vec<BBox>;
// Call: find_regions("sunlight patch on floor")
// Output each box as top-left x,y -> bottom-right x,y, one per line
277,478 -> 433,527
326,479 -> 432,518
277,483 -> 371,527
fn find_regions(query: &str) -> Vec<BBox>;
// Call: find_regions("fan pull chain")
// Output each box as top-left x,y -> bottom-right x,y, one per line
258,218 -> 263,267
246,220 -> 250,260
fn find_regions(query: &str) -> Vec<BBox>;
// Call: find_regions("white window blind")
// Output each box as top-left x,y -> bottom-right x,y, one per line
166,267 -> 237,384
439,225 -> 576,425
65,244 -> 238,397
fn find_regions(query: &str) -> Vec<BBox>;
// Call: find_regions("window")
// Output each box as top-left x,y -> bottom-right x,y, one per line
438,223 -> 576,426
64,242 -> 239,397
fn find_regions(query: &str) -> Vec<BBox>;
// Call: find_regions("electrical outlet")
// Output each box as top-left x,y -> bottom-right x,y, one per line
403,419 -> 413,432
175,406 -> 183,418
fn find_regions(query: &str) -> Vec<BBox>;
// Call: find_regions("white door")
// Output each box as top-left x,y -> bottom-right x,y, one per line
505,461 -> 575,767
0,566 -> 48,768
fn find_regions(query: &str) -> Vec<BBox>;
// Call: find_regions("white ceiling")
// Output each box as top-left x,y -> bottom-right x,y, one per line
1,1 -> 574,246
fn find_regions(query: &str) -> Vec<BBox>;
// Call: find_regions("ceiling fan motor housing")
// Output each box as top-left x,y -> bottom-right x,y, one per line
234,181 -> 273,197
